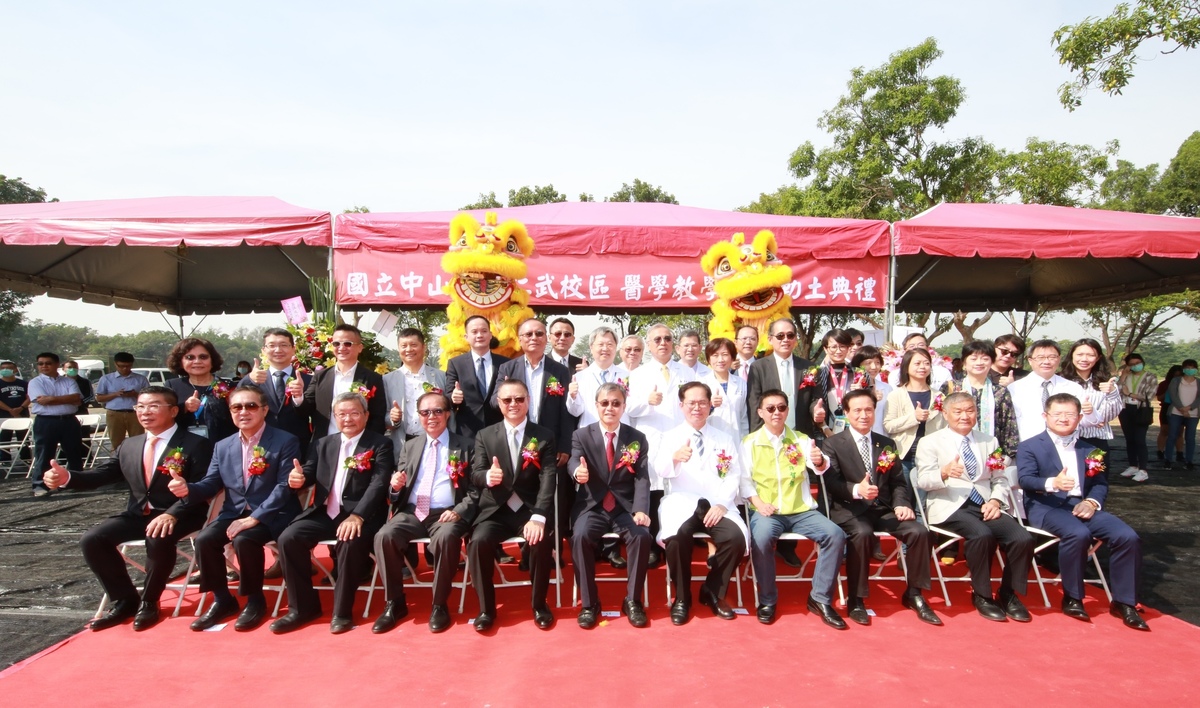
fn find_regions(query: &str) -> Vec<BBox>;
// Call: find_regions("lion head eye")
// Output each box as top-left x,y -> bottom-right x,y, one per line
715,257 -> 734,276
505,238 -> 520,254
455,234 -> 469,248
764,250 -> 780,262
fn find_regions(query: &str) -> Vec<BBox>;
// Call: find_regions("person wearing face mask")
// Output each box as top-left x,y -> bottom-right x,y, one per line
64,360 -> 95,415
1164,359 -> 1200,471
0,361 -> 30,464
1117,353 -> 1157,481
233,361 -> 252,379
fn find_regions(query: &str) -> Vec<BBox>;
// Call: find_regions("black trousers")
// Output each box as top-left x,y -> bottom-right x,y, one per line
32,415 -> 83,486
374,506 -> 470,607
572,507 -> 651,607
938,504 -> 1033,598
194,515 -> 277,597
467,506 -> 553,614
277,510 -> 382,619
839,509 -> 931,599
664,515 -> 745,602
81,509 -> 206,605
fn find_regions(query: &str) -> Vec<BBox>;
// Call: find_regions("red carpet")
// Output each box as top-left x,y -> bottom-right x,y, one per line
4,551 -> 1198,707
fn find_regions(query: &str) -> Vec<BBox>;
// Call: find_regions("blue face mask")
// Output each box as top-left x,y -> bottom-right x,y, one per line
0,368 -> 13,378
1185,368 -> 1199,377
1130,364 -> 1144,372
65,368 -> 78,377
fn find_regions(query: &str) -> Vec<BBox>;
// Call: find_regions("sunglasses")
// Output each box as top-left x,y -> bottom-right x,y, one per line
597,400 -> 624,408
773,332 -> 797,341
762,404 -> 789,414
331,341 -> 357,349
652,336 -> 673,344
229,402 -> 263,411
499,396 -> 527,405
550,331 -> 574,338
996,348 -> 1020,357
520,331 -> 547,339
183,354 -> 211,361
417,408 -> 447,417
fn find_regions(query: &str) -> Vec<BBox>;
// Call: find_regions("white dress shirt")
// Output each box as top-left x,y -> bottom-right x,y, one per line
327,430 -> 364,518
411,429 -> 455,510
1008,373 -> 1087,441
566,363 -> 630,427
327,363 -> 360,435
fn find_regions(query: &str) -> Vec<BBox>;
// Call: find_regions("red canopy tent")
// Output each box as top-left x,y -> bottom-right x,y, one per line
0,196 -> 331,318
891,203 -> 1200,312
334,202 -> 891,312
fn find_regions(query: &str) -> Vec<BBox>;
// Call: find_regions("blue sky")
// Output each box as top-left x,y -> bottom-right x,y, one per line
5,1 -> 1198,341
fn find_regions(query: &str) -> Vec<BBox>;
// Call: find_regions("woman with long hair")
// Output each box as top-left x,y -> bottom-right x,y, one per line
883,348 -> 940,474
1156,364 -> 1185,461
1059,338 -> 1123,452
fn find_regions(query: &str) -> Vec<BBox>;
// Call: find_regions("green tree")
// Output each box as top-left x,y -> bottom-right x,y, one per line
1097,159 -> 1166,213
1001,138 -> 1115,206
1053,0 -> 1200,110
507,184 -> 567,207
0,174 -> 51,204
578,193 -> 594,202
460,192 -> 503,210
1159,130 -> 1200,216
749,39 -> 1005,220
343,205 -> 370,213
1076,291 -> 1200,360
607,179 -> 678,204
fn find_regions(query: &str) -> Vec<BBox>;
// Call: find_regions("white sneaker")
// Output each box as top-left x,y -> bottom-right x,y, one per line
1120,466 -> 1139,477
1131,470 -> 1149,482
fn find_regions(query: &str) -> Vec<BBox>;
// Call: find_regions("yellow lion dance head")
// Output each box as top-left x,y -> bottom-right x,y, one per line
701,230 -> 793,351
439,211 -> 537,366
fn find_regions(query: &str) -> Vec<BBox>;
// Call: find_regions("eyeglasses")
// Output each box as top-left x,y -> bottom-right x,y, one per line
183,354 -> 211,361
682,400 -> 710,409
1046,412 -> 1080,420
417,408 -> 447,417
597,400 -> 624,408
996,348 -> 1020,357
1029,355 -> 1060,363
499,396 -> 527,405
229,402 -> 263,411
762,404 -> 789,414
134,404 -> 172,412
331,341 -> 357,349
651,335 -> 673,344
622,347 -> 643,353
736,336 -> 757,343
519,331 -> 547,339
825,344 -> 848,351
773,332 -> 797,341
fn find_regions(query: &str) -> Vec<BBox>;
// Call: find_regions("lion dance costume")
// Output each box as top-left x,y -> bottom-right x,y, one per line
439,211 -> 536,367
700,230 -> 793,350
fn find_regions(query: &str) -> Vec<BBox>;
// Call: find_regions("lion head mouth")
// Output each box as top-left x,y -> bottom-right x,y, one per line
454,273 -> 514,309
731,288 -> 784,313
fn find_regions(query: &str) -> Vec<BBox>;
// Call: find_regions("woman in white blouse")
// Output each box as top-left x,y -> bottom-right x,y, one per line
700,338 -> 749,440
1059,338 -> 1123,451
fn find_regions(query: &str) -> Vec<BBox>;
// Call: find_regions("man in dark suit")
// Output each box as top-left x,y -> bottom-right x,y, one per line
548,316 -> 585,372
1017,393 -> 1148,630
569,382 -> 652,629
43,386 -> 214,631
467,379 -> 557,632
298,323 -> 386,443
241,328 -> 313,459
495,318 -> 574,553
270,391 -> 394,634
372,391 -> 476,634
446,315 -> 510,439
747,318 -> 817,437
168,384 -> 302,632
822,389 -> 940,626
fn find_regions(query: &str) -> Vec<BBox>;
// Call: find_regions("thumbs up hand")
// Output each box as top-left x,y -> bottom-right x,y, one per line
942,454 -> 965,480
711,386 -> 724,408
389,400 -> 403,425
858,474 -> 879,500
673,437 -> 693,463
576,357 -> 588,372
185,390 -> 201,413
648,384 -> 663,406
813,398 -> 826,424
913,400 -> 929,422
568,374 -> 579,399
1099,377 -> 1118,394
44,460 -> 68,490
487,456 -> 504,487
249,358 -> 267,385
287,375 -> 304,399
575,457 -> 589,484
167,470 -> 189,498
288,459 -> 306,489
390,469 -> 407,491
451,381 -> 464,405
1053,467 -> 1075,492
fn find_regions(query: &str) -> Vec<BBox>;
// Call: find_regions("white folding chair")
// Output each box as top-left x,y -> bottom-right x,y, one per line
94,492 -> 224,620
740,503 -> 819,607
664,531 -> 746,608
813,474 -> 910,606
1009,490 -> 1112,607
0,417 -> 33,478
570,531 -> 649,607
80,414 -> 111,466
458,488 -> 565,612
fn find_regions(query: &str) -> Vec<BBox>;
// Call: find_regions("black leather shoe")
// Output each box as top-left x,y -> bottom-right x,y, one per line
807,596 -> 847,630
329,616 -> 354,634
972,593 -> 1008,622
89,598 -> 137,631
533,605 -> 554,630
1061,595 -> 1090,622
234,596 -> 267,632
777,545 -> 803,568
670,599 -> 690,625
1110,602 -> 1150,631
847,598 -> 872,626
756,604 -> 776,625
622,597 -> 648,628
269,609 -> 320,634
372,600 -> 408,634
699,586 -> 735,620
901,593 -> 943,626
429,604 -> 452,633
998,592 -> 1031,623
263,559 -> 282,579
132,601 -> 161,632
578,604 -> 601,629
647,549 -> 663,568
473,611 -> 495,632
607,549 -> 628,569
190,597 -> 239,632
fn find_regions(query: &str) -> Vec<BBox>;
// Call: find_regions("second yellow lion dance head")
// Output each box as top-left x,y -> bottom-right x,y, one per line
701,230 -> 794,351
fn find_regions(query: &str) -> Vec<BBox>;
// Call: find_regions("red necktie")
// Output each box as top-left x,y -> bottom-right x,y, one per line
602,431 -> 616,512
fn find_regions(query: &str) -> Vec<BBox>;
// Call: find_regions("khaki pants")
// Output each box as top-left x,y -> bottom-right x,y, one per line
105,409 -> 143,449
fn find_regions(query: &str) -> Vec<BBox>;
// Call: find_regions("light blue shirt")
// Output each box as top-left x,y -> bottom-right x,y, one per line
95,371 -> 150,411
28,374 -> 81,416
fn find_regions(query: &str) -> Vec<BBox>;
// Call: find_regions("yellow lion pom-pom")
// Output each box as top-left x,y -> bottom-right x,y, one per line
701,230 -> 794,353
